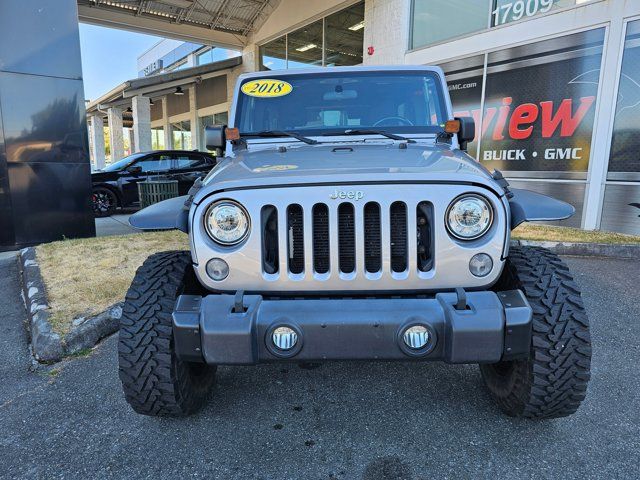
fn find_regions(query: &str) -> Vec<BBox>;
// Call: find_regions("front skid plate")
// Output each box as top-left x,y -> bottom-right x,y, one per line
173,291 -> 532,365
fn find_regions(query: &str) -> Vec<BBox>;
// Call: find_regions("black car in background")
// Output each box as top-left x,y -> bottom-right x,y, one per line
91,150 -> 217,217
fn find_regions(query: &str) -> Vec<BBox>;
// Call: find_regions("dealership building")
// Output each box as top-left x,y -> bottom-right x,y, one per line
1,0 -> 639,251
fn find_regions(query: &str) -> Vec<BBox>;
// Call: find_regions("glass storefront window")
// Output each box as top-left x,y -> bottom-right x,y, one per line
412,0 -> 596,49
491,0 -> 590,27
171,120 -> 191,150
325,2 -> 364,66
411,0 -> 492,49
199,112 -> 229,152
151,127 -> 165,150
259,2 -> 364,70
479,28 -> 604,175
260,36 -> 287,71
287,20 -> 323,69
440,55 -> 486,159
599,20 -> 640,235
196,47 -> 241,66
607,19 -> 640,178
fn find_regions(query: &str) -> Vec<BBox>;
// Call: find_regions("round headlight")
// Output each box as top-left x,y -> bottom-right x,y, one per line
446,194 -> 493,240
205,201 -> 250,245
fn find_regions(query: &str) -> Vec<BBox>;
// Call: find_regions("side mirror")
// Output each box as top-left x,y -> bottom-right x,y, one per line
127,165 -> 142,175
205,124 -> 226,151
455,117 -> 475,151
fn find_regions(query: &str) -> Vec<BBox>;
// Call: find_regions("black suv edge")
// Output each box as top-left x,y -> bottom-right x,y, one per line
91,150 -> 217,217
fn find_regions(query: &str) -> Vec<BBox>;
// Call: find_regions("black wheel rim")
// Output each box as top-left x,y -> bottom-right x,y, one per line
92,191 -> 113,214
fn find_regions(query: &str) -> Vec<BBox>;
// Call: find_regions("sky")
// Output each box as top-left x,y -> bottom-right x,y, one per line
79,24 -> 163,101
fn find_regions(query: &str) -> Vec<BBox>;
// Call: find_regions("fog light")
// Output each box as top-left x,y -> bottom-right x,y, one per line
272,326 -> 298,351
206,258 -> 229,281
403,325 -> 430,350
469,253 -> 493,277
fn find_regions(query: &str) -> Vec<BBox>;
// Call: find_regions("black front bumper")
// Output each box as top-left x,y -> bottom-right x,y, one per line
173,290 -> 532,365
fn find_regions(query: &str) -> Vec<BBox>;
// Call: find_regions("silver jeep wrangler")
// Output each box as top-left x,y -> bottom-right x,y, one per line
119,66 -> 591,419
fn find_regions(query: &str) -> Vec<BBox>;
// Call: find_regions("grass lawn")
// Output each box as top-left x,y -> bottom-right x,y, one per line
35,224 -> 639,336
512,224 -> 640,244
36,230 -> 188,335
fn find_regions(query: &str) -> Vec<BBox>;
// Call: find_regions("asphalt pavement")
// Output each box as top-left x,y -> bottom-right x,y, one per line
0,254 -> 638,480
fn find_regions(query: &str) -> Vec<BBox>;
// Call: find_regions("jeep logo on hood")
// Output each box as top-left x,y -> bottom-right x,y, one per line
330,190 -> 364,201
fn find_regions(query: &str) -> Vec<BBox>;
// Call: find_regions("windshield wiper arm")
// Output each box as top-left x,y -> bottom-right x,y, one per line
242,130 -> 318,145
323,129 -> 416,143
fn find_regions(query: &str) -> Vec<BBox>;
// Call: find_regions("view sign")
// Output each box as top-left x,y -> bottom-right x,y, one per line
445,29 -> 604,174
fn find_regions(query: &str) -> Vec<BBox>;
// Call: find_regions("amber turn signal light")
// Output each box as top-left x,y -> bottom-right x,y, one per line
225,127 -> 240,141
444,120 -> 460,134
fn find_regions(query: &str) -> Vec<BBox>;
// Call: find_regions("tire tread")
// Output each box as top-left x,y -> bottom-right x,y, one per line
481,246 -> 591,419
118,251 -> 214,416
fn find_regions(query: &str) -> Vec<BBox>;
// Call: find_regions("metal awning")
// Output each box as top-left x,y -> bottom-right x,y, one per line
77,0 -> 279,47
86,55 -> 241,113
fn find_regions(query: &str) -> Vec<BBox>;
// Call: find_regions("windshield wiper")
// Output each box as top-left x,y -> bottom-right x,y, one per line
242,130 -> 318,145
323,129 -> 416,143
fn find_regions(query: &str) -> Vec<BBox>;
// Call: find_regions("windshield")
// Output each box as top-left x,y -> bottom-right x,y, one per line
235,71 -> 448,137
102,153 -> 147,172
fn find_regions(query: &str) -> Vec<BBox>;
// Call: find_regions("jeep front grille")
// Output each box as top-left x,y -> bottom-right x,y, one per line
287,204 -> 304,274
312,204 -> 329,274
390,202 -> 408,272
363,202 -> 382,273
338,203 -> 356,274
260,200 -> 433,277
195,184 -> 507,292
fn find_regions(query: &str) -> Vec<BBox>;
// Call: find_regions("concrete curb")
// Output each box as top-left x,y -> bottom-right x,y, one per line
64,303 -> 122,356
510,240 -> 640,258
19,247 -> 63,362
19,247 -> 122,363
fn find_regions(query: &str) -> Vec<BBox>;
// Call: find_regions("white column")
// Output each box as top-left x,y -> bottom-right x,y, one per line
582,14 -> 627,230
189,86 -> 200,150
362,0 -> 410,65
88,113 -> 105,170
227,46 -> 259,117
107,106 -> 124,162
128,128 -> 135,154
162,96 -> 172,149
132,95 -> 152,152
226,69 -> 240,119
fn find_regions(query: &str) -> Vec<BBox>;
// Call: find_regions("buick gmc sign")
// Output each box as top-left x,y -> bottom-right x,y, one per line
443,28 -> 605,174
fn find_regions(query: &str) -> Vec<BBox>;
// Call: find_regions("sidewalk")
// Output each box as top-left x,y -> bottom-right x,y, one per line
95,213 -> 138,237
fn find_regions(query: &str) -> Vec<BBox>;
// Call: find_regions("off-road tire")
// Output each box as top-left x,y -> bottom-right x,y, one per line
480,246 -> 591,419
118,251 -> 215,416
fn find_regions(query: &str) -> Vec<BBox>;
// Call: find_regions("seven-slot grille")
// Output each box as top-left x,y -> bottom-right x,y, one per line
261,201 -> 433,277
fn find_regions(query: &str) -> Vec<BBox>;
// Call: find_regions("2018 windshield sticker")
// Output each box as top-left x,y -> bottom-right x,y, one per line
241,79 -> 292,98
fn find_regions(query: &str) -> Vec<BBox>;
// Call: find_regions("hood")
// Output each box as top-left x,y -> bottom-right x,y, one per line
195,141 -> 501,204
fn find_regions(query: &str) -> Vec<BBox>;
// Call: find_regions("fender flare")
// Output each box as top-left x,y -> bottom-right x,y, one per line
508,188 -> 575,229
129,195 -> 189,233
